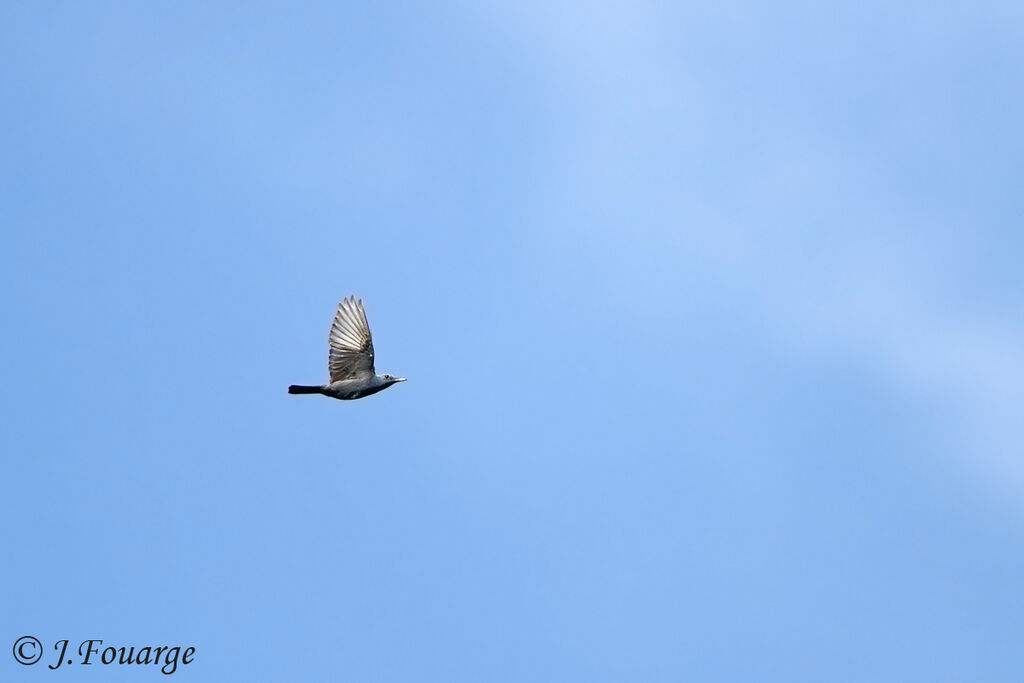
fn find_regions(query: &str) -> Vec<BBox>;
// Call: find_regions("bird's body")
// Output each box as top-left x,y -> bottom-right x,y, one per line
290,375 -> 396,400
289,296 -> 405,401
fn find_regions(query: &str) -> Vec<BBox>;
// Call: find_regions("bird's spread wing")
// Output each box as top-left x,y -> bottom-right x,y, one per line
328,296 -> 375,381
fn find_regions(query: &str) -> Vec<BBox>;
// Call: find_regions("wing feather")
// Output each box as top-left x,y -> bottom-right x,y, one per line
328,296 -> 375,381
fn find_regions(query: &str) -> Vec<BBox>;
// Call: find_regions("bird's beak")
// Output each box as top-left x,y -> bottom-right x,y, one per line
394,377 -> 407,382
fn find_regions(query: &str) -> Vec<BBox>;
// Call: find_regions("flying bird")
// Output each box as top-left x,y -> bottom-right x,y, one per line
288,296 -> 406,400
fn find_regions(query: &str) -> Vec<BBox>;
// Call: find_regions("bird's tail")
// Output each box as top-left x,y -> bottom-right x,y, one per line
288,385 -> 322,395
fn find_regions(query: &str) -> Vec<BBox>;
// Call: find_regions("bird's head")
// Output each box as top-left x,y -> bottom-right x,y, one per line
382,374 -> 407,385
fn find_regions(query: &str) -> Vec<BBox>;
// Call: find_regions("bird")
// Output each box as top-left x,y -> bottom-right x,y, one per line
288,296 -> 406,400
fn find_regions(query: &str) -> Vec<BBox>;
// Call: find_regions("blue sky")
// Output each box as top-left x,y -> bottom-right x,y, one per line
2,1 -> 1023,680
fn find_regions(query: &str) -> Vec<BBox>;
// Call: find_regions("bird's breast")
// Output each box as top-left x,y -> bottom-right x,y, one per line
322,378 -> 386,400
